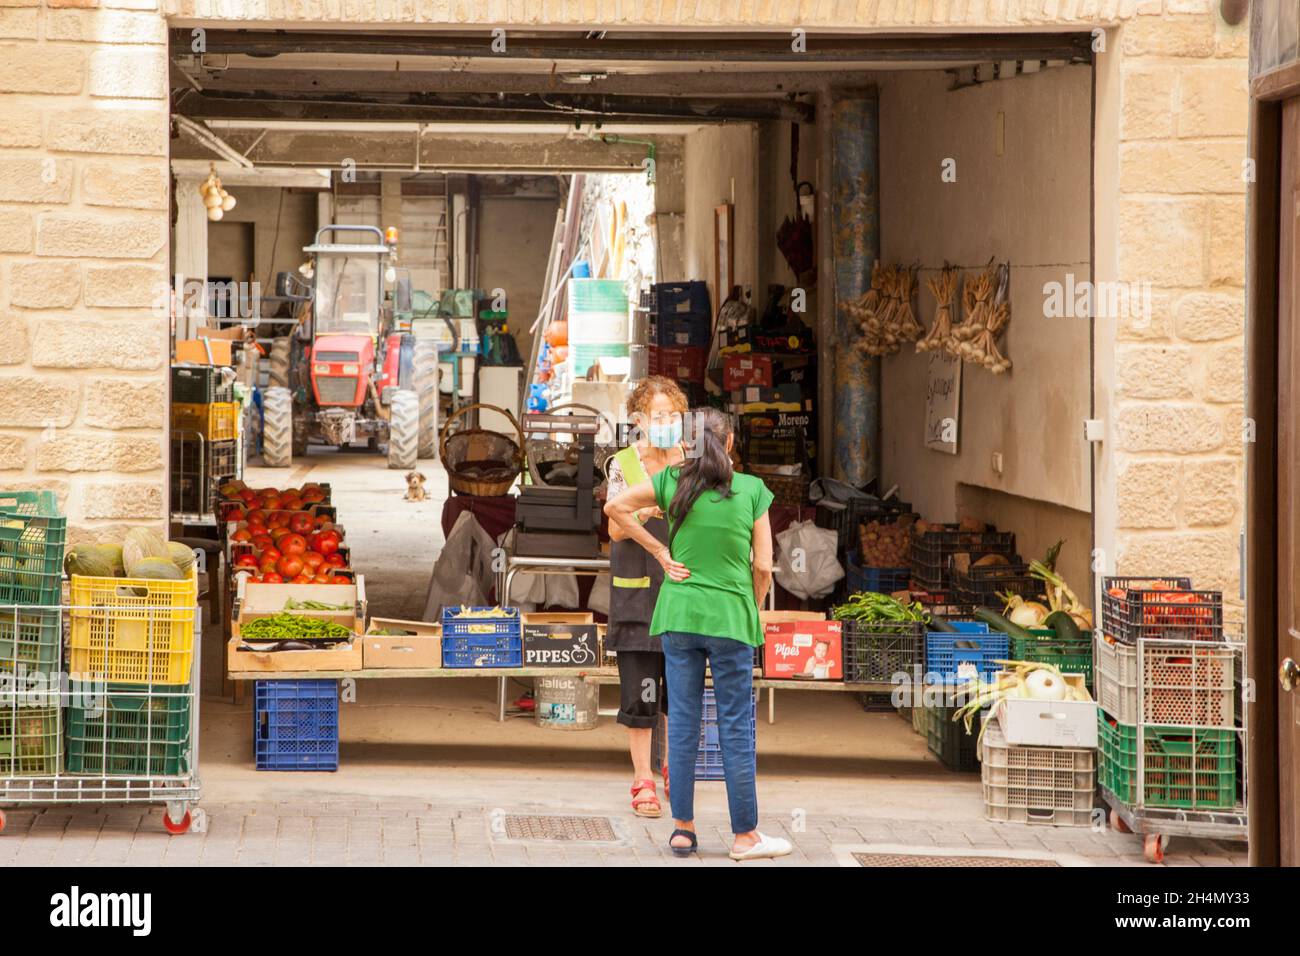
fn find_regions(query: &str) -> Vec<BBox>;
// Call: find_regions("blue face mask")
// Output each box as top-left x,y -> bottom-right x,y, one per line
647,419 -> 682,449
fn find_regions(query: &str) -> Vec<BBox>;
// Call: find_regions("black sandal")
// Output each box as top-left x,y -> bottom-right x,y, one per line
668,828 -> 698,857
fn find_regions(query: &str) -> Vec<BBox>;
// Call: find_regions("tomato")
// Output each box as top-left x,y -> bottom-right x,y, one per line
261,572 -> 283,584
247,575 -> 262,584
240,489 -> 258,504
277,554 -> 305,578
315,516 -> 333,530
223,506 -> 246,522
302,490 -> 325,504
316,533 -> 340,556
325,552 -> 346,568
231,529 -> 253,543
282,497 -> 303,512
292,574 -> 312,584
301,551 -> 324,570
268,512 -> 289,529
269,527 -> 291,541
289,512 -> 314,535
261,547 -> 282,563
280,534 -> 307,556
313,573 -> 333,584
259,559 -> 279,575
235,554 -> 258,568
252,534 -> 274,551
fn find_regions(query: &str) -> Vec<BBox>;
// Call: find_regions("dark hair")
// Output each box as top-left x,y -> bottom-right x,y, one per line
667,408 -> 735,547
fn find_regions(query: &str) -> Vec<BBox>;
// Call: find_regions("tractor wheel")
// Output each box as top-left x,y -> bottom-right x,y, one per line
387,389 -> 419,470
267,337 -> 291,390
413,339 -> 440,460
262,387 -> 294,468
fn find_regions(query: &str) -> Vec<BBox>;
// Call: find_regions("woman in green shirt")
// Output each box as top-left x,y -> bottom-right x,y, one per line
605,407 -> 793,862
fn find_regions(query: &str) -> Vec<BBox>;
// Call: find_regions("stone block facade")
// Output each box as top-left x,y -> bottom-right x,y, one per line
0,0 -> 1247,600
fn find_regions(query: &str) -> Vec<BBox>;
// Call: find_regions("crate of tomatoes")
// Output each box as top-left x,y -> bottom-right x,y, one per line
229,525 -> 350,586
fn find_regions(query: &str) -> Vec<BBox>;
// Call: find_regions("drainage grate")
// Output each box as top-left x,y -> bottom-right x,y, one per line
502,814 -> 619,843
853,852 -> 1059,867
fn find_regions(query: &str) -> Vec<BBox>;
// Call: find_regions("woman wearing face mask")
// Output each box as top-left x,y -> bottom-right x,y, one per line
603,376 -> 688,818
605,407 -> 792,861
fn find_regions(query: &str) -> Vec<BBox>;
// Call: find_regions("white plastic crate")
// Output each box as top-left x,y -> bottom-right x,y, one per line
1093,634 -> 1235,727
980,722 -> 1096,827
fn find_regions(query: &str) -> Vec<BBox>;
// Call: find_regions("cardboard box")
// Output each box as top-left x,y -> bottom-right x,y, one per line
760,611 -> 842,680
522,612 -> 601,667
993,674 -> 1097,748
364,618 -> 441,669
229,589 -> 364,674
723,353 -> 773,389
175,337 -> 234,366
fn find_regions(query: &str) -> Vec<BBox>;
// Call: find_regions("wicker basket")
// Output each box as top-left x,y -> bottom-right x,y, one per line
439,403 -> 525,496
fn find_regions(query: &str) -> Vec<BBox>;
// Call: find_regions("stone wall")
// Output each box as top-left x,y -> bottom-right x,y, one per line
0,0 -> 170,543
0,0 -> 1248,602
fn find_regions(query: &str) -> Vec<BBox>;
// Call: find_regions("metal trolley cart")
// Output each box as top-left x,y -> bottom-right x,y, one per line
0,591 -> 203,836
1095,634 -> 1246,864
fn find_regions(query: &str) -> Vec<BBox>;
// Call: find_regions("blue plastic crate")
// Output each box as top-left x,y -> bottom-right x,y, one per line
440,607 -> 522,668
652,687 -> 757,782
254,679 -> 338,771
844,552 -> 911,595
649,280 -> 711,317
651,313 -> 711,347
925,622 -> 1007,685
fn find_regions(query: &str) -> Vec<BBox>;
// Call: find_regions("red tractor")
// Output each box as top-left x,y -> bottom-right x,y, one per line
262,225 -> 436,469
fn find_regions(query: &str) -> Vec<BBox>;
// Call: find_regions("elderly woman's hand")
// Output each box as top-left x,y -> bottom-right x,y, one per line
654,546 -> 691,582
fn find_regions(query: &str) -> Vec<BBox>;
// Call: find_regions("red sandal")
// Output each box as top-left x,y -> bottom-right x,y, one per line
631,779 -> 662,818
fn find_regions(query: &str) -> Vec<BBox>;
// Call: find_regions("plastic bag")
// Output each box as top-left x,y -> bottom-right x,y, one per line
773,520 -> 844,600
424,510 -> 498,619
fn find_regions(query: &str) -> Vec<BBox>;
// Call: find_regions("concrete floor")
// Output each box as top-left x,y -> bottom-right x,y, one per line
2,450 -> 1245,865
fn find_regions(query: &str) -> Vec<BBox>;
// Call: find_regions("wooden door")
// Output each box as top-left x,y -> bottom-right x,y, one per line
1278,96 -> 1300,865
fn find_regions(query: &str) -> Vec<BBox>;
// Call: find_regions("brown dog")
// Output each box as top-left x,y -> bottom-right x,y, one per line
404,471 -> 428,502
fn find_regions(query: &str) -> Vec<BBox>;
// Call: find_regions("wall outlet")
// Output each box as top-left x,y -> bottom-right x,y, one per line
991,451 -> 1004,475
1084,419 -> 1105,442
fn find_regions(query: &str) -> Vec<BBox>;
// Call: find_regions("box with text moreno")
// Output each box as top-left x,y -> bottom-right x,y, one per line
760,611 -> 842,680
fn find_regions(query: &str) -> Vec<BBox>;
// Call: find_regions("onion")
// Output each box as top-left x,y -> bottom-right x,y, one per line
1008,600 -> 1049,627
1024,669 -> 1068,701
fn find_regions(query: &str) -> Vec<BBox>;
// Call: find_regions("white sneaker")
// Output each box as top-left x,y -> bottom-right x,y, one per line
729,832 -> 793,861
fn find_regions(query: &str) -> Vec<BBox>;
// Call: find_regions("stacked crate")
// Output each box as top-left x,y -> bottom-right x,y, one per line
170,365 -> 241,518
254,680 -> 339,771
923,621 -> 1006,772
66,561 -> 199,778
650,687 -> 757,782
981,720 -> 1096,827
1094,577 -> 1238,812
0,491 -> 66,776
645,282 -> 711,405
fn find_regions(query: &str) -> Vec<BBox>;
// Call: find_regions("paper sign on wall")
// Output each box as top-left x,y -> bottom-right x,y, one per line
924,350 -> 961,454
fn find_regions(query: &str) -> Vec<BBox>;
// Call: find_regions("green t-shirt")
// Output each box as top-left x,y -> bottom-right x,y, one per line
648,468 -> 774,647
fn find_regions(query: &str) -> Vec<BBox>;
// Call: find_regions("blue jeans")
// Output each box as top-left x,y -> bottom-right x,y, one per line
660,631 -> 757,835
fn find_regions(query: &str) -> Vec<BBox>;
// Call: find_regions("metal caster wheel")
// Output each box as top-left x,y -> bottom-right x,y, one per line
1143,833 -> 1168,864
163,809 -> 192,835
1110,809 -> 1131,834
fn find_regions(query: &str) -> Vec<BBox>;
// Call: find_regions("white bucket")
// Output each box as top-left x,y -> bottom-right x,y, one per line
534,675 -> 599,731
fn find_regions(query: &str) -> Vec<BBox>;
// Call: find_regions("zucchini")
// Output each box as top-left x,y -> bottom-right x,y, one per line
973,606 -> 1038,644
1043,609 -> 1085,643
926,612 -> 959,633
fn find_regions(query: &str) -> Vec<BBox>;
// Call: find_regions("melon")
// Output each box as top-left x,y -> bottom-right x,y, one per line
166,541 -> 196,575
65,542 -> 125,578
131,557 -> 185,581
122,527 -> 168,576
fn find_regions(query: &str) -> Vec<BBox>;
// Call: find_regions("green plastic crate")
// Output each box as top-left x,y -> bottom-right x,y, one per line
0,605 -> 61,674
65,683 -> 192,776
1010,627 -> 1093,690
927,704 -> 980,773
0,491 -> 65,607
0,700 -> 60,775
1097,708 -> 1237,810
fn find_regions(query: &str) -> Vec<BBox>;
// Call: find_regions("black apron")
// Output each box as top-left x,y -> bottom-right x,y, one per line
606,515 -> 668,653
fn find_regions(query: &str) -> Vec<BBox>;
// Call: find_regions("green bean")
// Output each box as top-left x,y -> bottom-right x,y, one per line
241,612 -> 353,642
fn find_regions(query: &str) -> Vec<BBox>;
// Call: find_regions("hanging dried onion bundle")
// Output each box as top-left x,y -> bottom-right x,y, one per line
917,264 -> 959,353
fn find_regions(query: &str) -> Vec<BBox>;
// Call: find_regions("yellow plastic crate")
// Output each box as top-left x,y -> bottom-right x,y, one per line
69,568 -> 198,685
171,402 -> 239,442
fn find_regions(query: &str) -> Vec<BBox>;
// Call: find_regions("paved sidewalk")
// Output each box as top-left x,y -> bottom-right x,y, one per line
0,786 -> 1247,867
